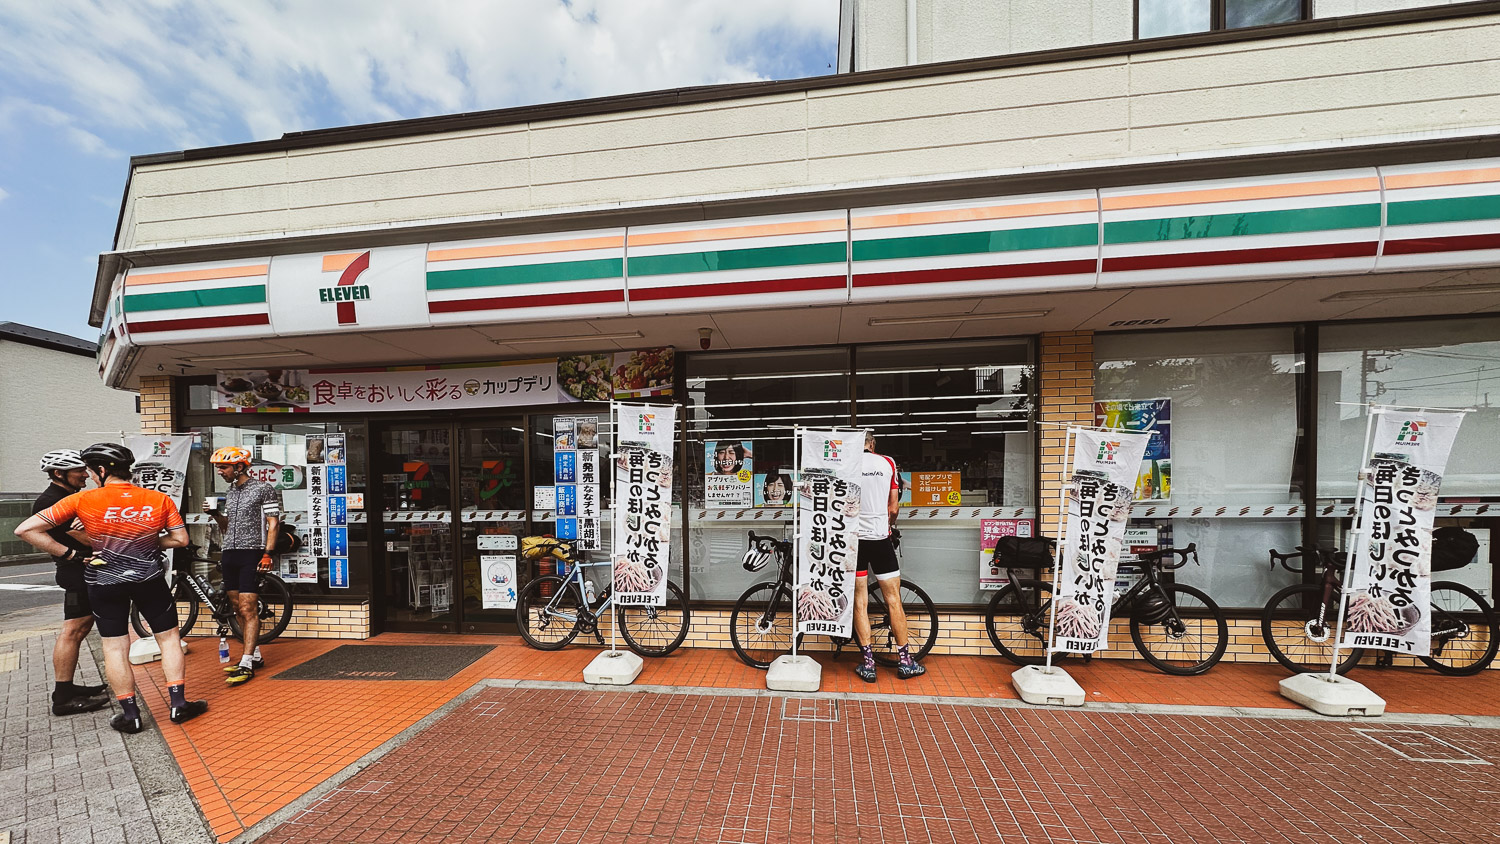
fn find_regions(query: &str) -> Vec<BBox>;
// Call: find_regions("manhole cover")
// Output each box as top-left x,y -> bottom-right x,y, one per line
1353,729 -> 1491,765
781,698 -> 839,723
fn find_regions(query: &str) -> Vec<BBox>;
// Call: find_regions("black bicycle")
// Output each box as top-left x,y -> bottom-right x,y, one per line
984,537 -> 1228,675
129,543 -> 294,643
729,531 -> 938,669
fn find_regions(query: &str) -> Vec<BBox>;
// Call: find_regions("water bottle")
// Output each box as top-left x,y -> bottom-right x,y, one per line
218,636 -> 230,664
584,579 -> 596,605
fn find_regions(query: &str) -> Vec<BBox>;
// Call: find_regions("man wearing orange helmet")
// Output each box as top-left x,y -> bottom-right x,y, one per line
205,445 -> 282,686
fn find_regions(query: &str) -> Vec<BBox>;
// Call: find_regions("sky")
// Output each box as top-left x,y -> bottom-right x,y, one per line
0,0 -> 840,342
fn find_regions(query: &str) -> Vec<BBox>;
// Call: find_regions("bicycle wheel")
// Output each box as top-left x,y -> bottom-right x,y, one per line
515,575 -> 581,650
1130,583 -> 1229,676
1261,584 -> 1361,675
227,573 -> 293,644
130,575 -> 201,639
617,580 -> 690,657
868,580 -> 938,667
730,581 -> 796,668
984,580 -> 1065,666
1421,582 -> 1499,675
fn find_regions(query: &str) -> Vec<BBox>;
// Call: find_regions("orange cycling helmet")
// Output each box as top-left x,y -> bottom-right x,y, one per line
210,446 -> 253,466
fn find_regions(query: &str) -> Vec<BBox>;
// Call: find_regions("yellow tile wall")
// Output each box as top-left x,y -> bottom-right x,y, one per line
138,375 -> 174,435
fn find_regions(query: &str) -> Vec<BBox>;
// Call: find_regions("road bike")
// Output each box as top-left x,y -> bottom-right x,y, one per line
1261,545 -> 1499,676
984,538 -> 1228,675
129,543 -> 294,643
728,531 -> 938,669
514,537 -> 689,657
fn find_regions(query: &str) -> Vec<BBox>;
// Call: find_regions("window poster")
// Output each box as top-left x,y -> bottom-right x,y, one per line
705,440 -> 754,507
978,518 -> 1034,590
754,469 -> 796,508
1094,398 -> 1171,502
481,554 -> 518,609
909,471 -> 961,506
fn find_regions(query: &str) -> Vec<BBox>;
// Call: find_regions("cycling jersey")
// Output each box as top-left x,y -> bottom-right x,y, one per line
37,483 -> 185,586
221,479 -> 282,550
856,451 -> 899,540
32,483 -> 91,562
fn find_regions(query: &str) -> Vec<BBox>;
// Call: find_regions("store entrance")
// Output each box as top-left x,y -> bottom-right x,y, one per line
375,420 -> 527,633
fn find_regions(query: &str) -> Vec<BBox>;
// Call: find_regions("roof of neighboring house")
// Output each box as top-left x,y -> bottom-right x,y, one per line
0,322 -> 98,357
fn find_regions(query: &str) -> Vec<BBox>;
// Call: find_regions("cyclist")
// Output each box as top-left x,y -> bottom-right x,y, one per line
204,446 -> 282,686
32,449 -> 110,716
853,430 -> 926,681
14,443 -> 208,733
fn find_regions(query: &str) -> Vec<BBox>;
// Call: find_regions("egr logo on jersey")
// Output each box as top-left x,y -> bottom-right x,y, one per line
318,251 -> 373,325
1396,420 -> 1427,444
1096,441 -> 1121,463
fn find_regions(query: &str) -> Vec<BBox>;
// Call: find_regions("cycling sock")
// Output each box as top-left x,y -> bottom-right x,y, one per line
53,681 -> 74,701
898,644 -> 914,666
859,645 -> 875,670
239,654 -> 256,670
118,694 -> 140,721
168,683 -> 187,708
252,646 -> 262,660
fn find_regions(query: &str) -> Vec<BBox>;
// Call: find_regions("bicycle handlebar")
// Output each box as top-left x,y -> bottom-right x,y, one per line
746,531 -> 791,551
1137,543 -> 1197,570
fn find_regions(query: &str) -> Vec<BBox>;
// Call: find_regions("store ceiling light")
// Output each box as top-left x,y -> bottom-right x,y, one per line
1323,283 -> 1500,302
868,309 -> 1050,327
496,331 -> 643,345
180,350 -> 311,364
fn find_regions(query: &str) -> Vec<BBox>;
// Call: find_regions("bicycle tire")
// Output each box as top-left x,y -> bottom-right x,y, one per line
617,580 -> 691,657
1420,581 -> 1500,676
1261,583 -> 1362,675
984,580 -> 1066,666
129,576 -> 201,639
515,575 -> 581,650
730,581 -> 796,668
1130,583 -> 1228,676
227,573 -> 293,644
868,580 -> 938,667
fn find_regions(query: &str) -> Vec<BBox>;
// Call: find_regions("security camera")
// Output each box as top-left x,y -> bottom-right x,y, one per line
698,327 -> 713,350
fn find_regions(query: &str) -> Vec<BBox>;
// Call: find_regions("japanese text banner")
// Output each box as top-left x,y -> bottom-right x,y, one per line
612,403 -> 677,607
125,435 -> 193,507
796,427 -> 864,638
1053,428 -> 1152,654
1342,409 -> 1465,655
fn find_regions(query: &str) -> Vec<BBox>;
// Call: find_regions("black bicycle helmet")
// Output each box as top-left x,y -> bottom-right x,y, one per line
81,442 -> 136,475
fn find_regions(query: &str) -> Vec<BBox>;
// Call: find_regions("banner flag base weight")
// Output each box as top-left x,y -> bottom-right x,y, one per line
1279,672 -> 1386,717
128,637 -> 188,665
766,654 -> 821,692
584,650 -> 643,685
1011,664 -> 1086,707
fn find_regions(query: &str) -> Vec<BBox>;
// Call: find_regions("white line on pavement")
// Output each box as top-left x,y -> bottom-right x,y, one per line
0,584 -> 61,592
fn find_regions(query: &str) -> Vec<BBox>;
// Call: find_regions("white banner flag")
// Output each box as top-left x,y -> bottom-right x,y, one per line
1053,428 -> 1153,654
1341,409 -> 1465,655
124,435 -> 194,507
795,428 -> 865,638
612,403 -> 677,606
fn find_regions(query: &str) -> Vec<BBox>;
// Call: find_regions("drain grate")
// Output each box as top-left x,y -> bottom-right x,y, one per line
780,698 -> 839,723
1353,729 -> 1491,765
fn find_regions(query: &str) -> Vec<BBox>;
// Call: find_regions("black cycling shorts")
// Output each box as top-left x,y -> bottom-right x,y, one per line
220,549 -> 264,594
55,563 -> 94,621
89,576 -> 176,639
856,537 -> 901,582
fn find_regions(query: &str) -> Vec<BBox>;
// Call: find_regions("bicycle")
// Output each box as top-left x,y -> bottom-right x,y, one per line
984,539 -> 1228,675
1261,545 -> 1499,676
129,543 -> 294,644
728,531 -> 938,669
514,537 -> 689,657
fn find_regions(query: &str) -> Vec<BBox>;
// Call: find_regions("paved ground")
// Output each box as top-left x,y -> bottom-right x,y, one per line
0,561 -> 65,615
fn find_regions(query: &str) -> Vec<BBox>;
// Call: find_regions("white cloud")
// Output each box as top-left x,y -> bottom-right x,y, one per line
0,0 -> 839,153
0,186 -> 9,203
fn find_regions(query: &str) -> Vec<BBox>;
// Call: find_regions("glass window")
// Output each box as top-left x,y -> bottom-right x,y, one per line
1225,0 -> 1302,29
1139,0 -> 1211,38
1095,327 -> 1304,608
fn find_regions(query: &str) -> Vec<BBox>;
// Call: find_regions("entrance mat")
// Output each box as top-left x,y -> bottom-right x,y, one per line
273,645 -> 495,681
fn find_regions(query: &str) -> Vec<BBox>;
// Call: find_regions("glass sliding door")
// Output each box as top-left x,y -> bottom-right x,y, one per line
377,425 -> 457,631
457,422 -> 528,632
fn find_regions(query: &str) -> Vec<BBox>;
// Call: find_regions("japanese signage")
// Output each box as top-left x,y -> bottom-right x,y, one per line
1342,409 -> 1465,655
553,416 -> 600,550
1053,428 -> 1152,655
481,554 -> 518,609
979,518 -> 1034,590
909,471 -> 962,506
613,403 -> 677,607
705,440 -> 754,507
304,435 -> 357,581
124,435 -> 193,507
795,428 -> 864,638
1094,398 -> 1171,502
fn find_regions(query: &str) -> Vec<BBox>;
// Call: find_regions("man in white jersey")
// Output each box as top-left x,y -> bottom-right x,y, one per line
852,430 -> 926,681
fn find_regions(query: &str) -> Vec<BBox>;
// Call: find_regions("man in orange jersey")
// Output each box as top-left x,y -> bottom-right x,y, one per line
15,443 -> 209,733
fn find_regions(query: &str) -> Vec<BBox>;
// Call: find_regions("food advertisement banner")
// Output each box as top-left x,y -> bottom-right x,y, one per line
705,440 -> 753,507
613,404 -> 677,607
1094,398 -> 1171,502
796,428 -> 864,638
124,435 -> 193,507
1053,428 -> 1152,655
1342,409 -> 1465,655
214,347 -> 673,413
979,518 -> 1035,590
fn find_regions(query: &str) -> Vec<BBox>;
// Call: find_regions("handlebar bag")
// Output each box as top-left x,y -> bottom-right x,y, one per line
1432,526 -> 1480,572
992,536 -> 1057,569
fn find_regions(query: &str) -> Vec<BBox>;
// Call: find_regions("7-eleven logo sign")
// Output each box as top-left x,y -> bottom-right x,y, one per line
1097,441 -> 1121,463
319,251 -> 372,325
638,414 -> 655,434
824,439 -> 842,460
1397,420 -> 1427,444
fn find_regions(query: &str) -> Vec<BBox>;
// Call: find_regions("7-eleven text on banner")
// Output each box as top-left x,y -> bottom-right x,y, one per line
796,428 -> 864,638
1053,428 -> 1153,654
125,435 -> 193,507
1342,409 -> 1465,655
613,404 -> 677,606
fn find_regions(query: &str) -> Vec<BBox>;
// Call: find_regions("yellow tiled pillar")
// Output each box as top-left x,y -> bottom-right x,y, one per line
1037,331 -> 1095,538
138,376 -> 174,434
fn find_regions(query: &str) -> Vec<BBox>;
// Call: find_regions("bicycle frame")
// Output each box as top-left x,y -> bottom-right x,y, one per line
536,559 -> 614,632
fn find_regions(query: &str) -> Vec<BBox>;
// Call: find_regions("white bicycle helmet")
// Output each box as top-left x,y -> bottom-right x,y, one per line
742,546 -> 774,573
40,449 -> 86,473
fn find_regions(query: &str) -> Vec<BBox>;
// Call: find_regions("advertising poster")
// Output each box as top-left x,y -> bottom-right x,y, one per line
1342,409 -> 1465,655
481,554 -> 518,609
124,435 -> 194,506
754,470 -> 796,508
1094,398 -> 1171,502
979,518 -> 1035,590
614,404 -> 677,606
705,440 -> 753,507
281,552 -> 319,584
795,428 -> 864,638
326,433 -> 346,465
1115,526 -> 1160,599
1053,429 -> 1152,654
307,465 -> 328,556
909,471 -> 962,506
330,557 -> 349,589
